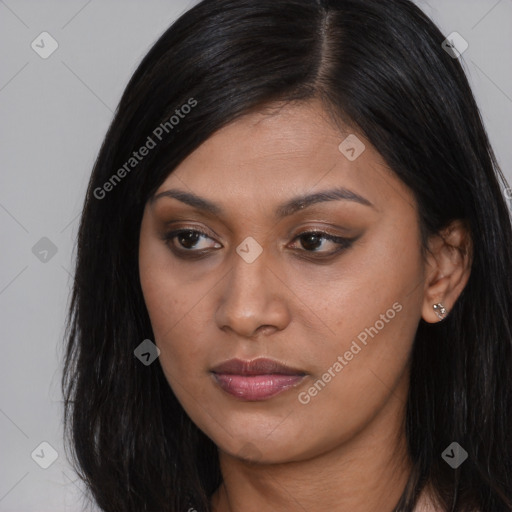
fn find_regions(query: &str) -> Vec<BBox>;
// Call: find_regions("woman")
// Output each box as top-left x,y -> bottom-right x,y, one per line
62,0 -> 512,510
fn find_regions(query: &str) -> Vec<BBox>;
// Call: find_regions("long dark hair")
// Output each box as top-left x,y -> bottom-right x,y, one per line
61,0 -> 512,510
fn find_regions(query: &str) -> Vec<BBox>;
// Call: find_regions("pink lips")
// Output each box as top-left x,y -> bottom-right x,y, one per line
211,358 -> 306,401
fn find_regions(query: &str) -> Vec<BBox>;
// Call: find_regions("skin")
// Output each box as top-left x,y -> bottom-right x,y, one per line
138,99 -> 472,512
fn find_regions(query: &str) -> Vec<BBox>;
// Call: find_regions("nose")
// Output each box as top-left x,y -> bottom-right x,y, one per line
214,250 -> 291,339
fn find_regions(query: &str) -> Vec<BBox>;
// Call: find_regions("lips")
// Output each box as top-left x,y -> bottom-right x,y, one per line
211,358 -> 306,401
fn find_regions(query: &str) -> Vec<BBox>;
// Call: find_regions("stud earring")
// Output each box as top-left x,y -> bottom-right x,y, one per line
433,302 -> 448,320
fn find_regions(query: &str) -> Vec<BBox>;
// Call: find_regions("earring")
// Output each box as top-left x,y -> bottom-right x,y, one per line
433,302 -> 448,320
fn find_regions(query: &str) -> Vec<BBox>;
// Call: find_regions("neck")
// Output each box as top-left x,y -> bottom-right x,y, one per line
211,379 -> 414,512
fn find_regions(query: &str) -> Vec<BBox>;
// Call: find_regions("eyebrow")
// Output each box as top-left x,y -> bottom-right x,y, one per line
150,186 -> 375,218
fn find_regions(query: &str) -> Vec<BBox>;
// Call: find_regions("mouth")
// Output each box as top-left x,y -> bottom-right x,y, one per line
210,358 -> 307,401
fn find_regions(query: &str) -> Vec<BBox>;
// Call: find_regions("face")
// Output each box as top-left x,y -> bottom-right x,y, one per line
139,100 -> 427,463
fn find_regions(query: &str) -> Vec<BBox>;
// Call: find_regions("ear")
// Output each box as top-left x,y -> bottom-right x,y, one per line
422,219 -> 473,323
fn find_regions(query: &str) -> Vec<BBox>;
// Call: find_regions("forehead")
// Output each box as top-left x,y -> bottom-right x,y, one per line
174,100 -> 355,176
154,100 -> 413,213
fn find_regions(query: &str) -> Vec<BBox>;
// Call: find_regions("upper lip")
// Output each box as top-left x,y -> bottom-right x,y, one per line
211,358 -> 306,376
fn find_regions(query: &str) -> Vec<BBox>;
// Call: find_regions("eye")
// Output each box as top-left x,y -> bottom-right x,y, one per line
288,230 -> 355,256
163,229 -> 222,255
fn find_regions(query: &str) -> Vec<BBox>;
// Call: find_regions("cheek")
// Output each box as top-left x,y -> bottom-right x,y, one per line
139,253 -> 224,401
139,231 -> 197,368
139,265 -> 206,369
294,227 -> 424,410
290,218 -> 424,346
141,291 -> 224,441
139,219 -> 198,334
139,267 -> 212,415
292,300 -> 417,456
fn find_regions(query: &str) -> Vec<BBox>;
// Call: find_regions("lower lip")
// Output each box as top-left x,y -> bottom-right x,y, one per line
212,373 -> 305,401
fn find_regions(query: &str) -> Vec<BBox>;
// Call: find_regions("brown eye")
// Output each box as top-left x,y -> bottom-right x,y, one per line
299,233 -> 324,251
163,229 -> 222,255
177,230 -> 202,249
290,231 -> 355,256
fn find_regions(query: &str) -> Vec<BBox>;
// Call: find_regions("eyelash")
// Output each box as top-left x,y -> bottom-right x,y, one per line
162,228 -> 356,260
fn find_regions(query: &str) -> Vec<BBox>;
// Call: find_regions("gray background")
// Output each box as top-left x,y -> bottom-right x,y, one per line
0,1 -> 511,510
